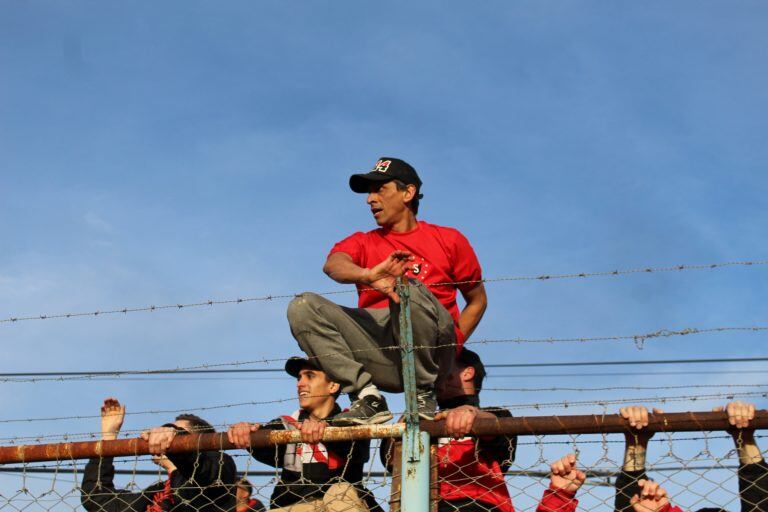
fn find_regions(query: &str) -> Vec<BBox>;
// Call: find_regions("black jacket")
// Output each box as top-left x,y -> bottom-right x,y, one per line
249,406 -> 380,510
81,431 -> 237,512
615,461 -> 768,512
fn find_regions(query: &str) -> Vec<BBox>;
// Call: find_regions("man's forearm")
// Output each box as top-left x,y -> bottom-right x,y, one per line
323,254 -> 369,284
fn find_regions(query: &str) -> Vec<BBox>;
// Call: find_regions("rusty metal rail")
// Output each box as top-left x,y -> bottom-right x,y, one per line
0,411 -> 765,464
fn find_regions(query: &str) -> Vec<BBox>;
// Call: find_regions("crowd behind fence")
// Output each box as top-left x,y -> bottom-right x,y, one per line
0,407 -> 766,511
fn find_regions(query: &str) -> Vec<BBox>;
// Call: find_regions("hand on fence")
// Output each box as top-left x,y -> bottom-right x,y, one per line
152,454 -> 177,472
714,400 -> 756,430
549,453 -> 586,493
434,405 -> 479,439
362,251 -> 414,303
100,398 -> 125,441
300,418 -> 328,444
141,426 -> 177,455
630,479 -> 670,512
620,406 -> 664,445
228,422 -> 261,449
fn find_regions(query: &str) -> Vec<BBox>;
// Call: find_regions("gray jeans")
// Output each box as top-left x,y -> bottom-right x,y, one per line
286,280 -> 456,394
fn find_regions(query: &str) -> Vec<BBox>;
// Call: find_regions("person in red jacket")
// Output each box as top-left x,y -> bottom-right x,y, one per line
287,157 -> 488,425
537,453 -> 587,512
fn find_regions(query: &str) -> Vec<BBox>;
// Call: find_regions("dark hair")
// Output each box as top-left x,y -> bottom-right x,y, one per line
457,349 -> 486,392
237,479 -> 253,496
393,179 -> 420,215
174,414 -> 216,434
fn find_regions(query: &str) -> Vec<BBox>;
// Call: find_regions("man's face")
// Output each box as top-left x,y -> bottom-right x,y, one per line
366,181 -> 412,227
296,367 -> 337,412
436,364 -> 474,401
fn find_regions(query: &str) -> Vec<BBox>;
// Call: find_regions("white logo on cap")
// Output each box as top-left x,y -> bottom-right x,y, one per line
373,160 -> 391,173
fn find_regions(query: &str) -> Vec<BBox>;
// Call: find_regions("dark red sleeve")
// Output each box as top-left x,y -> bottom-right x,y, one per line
328,232 -> 365,265
447,229 -> 482,295
537,486 -> 579,512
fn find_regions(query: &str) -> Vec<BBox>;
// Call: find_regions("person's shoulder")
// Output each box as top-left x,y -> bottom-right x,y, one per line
419,221 -> 470,242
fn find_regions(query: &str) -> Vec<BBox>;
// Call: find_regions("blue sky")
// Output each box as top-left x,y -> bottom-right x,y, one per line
1,1 -> 767,509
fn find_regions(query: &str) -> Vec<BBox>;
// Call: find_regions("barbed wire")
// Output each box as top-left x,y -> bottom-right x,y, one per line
2,259 -> 765,325
1,325 -> 765,384
0,389 -> 765,426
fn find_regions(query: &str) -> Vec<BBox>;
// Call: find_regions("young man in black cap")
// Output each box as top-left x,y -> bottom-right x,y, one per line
287,157 -> 488,424
227,357 -> 381,512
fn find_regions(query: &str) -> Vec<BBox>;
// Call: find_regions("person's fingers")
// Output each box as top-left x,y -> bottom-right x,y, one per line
713,406 -> 724,413
640,407 -> 649,428
552,460 -> 565,475
652,408 -> 664,415
630,495 -> 639,506
140,431 -> 149,441
576,470 -> 587,484
561,455 -> 575,473
434,411 -> 447,421
656,486 -> 668,501
620,407 -> 630,419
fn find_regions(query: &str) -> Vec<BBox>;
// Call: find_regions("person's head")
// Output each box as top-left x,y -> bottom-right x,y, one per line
349,157 -> 423,227
173,414 -> 216,434
236,479 -> 253,506
285,357 -> 341,415
436,349 -> 487,401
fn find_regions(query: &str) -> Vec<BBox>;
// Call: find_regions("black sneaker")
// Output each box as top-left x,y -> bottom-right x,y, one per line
416,389 -> 437,420
333,395 -> 393,425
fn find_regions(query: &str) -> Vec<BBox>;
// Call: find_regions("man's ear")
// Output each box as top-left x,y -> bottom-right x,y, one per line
329,381 -> 341,395
403,184 -> 417,203
461,366 -> 476,383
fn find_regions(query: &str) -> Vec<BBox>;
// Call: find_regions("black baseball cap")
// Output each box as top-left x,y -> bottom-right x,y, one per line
349,157 -> 424,198
457,348 -> 487,391
284,356 -> 320,378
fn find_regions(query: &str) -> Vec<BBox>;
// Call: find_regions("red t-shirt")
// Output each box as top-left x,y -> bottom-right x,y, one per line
329,221 -> 482,347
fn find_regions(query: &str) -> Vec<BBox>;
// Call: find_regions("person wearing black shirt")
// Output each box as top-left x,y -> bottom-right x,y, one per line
228,357 -> 382,512
81,398 -> 236,512
616,401 -> 768,512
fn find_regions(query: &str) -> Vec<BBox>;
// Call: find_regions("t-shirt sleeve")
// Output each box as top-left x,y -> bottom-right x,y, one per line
448,229 -> 483,295
328,232 -> 365,266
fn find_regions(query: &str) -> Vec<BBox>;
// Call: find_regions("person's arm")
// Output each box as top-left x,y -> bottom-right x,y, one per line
457,283 -> 487,341
323,251 -> 413,303
228,420 -> 286,467
616,406 -> 657,512
713,401 -> 768,512
537,454 -> 585,512
81,457 -> 153,512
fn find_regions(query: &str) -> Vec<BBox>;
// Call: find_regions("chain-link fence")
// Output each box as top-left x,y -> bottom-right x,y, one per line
0,410 -> 766,511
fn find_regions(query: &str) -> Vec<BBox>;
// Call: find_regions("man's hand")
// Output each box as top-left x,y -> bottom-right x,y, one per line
363,251 -> 413,303
227,422 -> 260,449
714,400 -> 756,430
620,406 -> 663,445
630,479 -> 670,512
141,427 -> 177,456
549,453 -> 586,493
300,418 -> 328,444
434,405 -> 478,439
100,398 -> 126,441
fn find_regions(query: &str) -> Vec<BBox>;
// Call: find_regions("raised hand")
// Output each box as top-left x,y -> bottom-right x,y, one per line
100,398 -> 126,440
714,400 -> 756,430
620,406 -> 664,445
630,479 -> 670,512
549,453 -> 586,493
363,251 -> 414,303
227,422 -> 260,449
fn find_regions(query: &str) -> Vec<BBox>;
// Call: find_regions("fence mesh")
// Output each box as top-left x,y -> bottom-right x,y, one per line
0,412 -> 765,512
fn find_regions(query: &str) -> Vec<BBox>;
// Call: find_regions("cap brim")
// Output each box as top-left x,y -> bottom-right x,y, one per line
349,172 -> 395,193
285,357 -> 311,378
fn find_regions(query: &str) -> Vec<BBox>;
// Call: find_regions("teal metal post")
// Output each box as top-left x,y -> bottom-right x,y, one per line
397,278 -> 431,511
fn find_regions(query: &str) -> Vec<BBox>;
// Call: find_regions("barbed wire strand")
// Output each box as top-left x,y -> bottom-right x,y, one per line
2,259 -> 765,325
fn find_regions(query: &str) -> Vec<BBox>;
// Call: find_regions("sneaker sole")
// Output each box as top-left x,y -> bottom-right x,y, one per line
333,411 -> 394,426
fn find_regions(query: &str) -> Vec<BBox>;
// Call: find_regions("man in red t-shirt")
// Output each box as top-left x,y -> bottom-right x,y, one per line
287,157 -> 488,425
